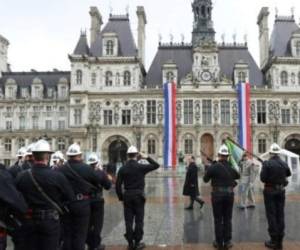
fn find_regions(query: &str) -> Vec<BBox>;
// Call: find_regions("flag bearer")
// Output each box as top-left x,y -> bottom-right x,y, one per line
203,145 -> 240,250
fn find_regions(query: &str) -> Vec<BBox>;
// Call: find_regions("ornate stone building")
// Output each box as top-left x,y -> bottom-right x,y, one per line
1,0 -> 300,166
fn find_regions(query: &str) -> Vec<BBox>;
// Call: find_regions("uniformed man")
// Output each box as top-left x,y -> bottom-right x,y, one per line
116,146 -> 160,250
86,153 -> 112,250
59,143 -> 110,250
203,145 -> 240,250
15,139 -> 75,250
51,151 -> 65,170
238,152 -> 258,209
260,143 -> 291,250
183,155 -> 205,210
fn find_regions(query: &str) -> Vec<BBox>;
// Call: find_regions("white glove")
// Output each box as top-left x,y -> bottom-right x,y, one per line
139,152 -> 148,159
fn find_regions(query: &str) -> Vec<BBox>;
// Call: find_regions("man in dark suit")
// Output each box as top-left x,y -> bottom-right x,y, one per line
183,156 -> 204,210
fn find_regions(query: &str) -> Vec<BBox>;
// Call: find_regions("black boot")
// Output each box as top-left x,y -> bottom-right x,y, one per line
265,239 -> 277,249
135,242 -> 146,250
276,236 -> 283,250
185,198 -> 194,210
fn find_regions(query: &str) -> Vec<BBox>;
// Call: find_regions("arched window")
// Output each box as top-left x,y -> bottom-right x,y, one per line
238,71 -> 246,83
106,40 -> 114,56
147,139 -> 156,155
124,71 -> 131,86
280,71 -> 288,86
17,138 -> 25,149
57,138 -> 66,151
105,71 -> 113,86
76,70 -> 82,85
4,138 -> 12,152
201,6 -> 206,17
184,139 -> 193,155
19,116 -> 25,130
166,71 -> 174,82
296,41 -> 300,56
91,72 -> 97,85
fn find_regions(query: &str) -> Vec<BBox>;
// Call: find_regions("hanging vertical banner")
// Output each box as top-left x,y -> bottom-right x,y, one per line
163,81 -> 177,168
237,82 -> 252,152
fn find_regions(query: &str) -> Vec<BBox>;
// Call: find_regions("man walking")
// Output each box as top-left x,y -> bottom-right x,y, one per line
183,156 -> 204,210
203,145 -> 240,250
261,143 -> 291,250
116,146 -> 160,250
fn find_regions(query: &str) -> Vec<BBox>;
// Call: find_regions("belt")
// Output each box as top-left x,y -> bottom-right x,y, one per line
212,187 -> 234,193
32,209 -> 59,220
264,184 -> 285,191
76,193 -> 90,201
90,193 -> 103,200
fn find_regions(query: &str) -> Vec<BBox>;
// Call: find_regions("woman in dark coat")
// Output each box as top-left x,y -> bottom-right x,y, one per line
183,156 -> 204,210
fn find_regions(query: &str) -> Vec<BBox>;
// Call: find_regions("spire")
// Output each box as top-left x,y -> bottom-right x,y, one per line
191,0 -> 215,47
73,31 -> 90,55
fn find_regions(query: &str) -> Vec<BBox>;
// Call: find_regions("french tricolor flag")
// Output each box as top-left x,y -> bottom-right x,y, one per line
237,82 -> 252,152
163,82 -> 177,168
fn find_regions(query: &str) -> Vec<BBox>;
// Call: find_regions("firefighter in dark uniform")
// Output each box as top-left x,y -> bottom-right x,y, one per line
183,155 -> 205,210
0,163 -> 28,250
15,139 -> 75,250
86,153 -> 112,250
116,146 -> 160,250
59,144 -> 110,250
9,144 -> 35,178
203,145 -> 240,250
261,143 -> 291,250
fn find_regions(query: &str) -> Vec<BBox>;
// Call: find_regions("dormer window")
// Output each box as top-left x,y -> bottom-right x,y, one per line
280,71 -> 288,86
166,71 -> 175,82
60,86 -> 67,98
124,71 -> 131,86
21,88 -> 29,98
34,86 -> 41,98
106,40 -> 114,56
76,70 -> 82,85
162,62 -> 178,84
91,72 -> 97,85
8,86 -> 14,98
47,88 -> 54,98
105,71 -> 113,86
238,72 -> 246,83
296,41 -> 300,56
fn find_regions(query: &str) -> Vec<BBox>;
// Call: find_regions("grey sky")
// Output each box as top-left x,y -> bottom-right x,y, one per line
0,0 -> 299,71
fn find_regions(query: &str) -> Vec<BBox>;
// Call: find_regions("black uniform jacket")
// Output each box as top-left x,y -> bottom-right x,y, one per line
183,162 -> 200,197
116,157 -> 160,201
203,160 -> 240,187
260,155 -> 291,186
9,160 -> 32,179
90,168 -> 112,201
16,163 -> 75,210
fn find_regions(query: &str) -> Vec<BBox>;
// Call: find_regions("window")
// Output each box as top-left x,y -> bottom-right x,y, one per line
76,70 -> 82,85
74,109 -> 82,125
106,40 -> 114,55
4,159 -> 11,166
280,71 -> 288,86
202,100 -> 212,125
7,87 -> 14,98
296,41 -> 300,56
32,116 -> 39,129
147,100 -> 157,124
105,71 -> 113,86
60,86 -> 67,98
104,110 -> 113,125
257,100 -> 266,124
59,106 -> 65,112
18,138 -> 25,148
46,106 -> 52,112
258,139 -> 267,154
122,110 -> 131,125
57,138 -> 66,151
4,138 -> 12,152
238,71 -> 246,83
21,88 -> 28,98
221,100 -> 230,125
20,107 -> 25,113
184,139 -> 193,154
34,86 -> 41,98
6,107 -> 12,117
45,120 -> 52,130
124,71 -> 131,86
33,106 -> 39,113
166,71 -> 174,82
58,120 -> 65,130
281,109 -> 290,124
6,121 -> 12,130
19,116 -> 25,130
184,100 -> 194,125
91,72 -> 97,85
47,88 -> 53,98
147,139 -> 156,155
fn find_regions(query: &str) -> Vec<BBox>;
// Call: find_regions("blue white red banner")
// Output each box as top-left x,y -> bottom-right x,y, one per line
163,82 -> 177,168
237,82 -> 252,152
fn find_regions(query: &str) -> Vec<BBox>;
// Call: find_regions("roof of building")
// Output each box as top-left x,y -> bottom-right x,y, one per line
73,32 -> 90,55
270,16 -> 300,57
90,14 -> 137,57
146,43 -> 264,88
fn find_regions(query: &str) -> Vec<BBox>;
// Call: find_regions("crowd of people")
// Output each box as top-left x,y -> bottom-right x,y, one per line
0,139 -> 292,250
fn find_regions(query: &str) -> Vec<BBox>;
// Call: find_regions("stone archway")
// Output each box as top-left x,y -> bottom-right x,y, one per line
102,135 -> 130,164
284,134 -> 300,156
201,133 -> 214,161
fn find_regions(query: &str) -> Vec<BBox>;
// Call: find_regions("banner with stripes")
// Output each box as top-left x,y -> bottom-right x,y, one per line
163,82 -> 177,168
237,82 -> 252,152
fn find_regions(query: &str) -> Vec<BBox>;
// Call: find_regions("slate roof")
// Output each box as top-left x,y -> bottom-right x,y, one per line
73,33 -> 90,55
146,44 -> 264,88
0,71 -> 70,98
270,17 -> 300,57
90,15 -> 137,57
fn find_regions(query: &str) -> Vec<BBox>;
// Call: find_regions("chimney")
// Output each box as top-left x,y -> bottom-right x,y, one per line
136,6 -> 147,66
89,6 -> 103,46
257,7 -> 270,69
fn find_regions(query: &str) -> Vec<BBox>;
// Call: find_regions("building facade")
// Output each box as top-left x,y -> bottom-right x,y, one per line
1,0 -> 300,166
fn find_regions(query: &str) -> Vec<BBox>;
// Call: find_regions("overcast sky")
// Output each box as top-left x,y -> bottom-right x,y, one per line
0,0 -> 299,72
